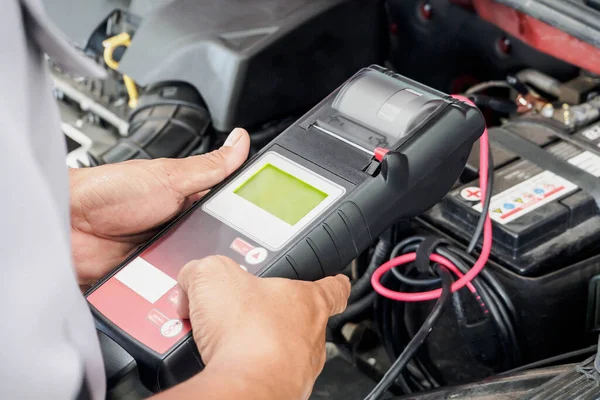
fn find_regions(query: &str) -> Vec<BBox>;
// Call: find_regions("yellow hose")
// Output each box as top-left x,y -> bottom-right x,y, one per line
102,32 -> 139,108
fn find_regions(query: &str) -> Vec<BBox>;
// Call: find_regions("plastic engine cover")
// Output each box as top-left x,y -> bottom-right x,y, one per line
44,0 -> 388,132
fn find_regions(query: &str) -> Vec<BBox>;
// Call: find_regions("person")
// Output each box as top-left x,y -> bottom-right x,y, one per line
1,1 -> 351,399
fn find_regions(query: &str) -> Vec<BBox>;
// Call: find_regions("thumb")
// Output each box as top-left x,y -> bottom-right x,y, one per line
162,128 -> 250,198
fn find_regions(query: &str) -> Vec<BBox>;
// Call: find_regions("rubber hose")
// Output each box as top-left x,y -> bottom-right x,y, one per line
516,69 -> 562,98
348,238 -> 392,303
91,82 -> 211,165
328,291 -> 378,333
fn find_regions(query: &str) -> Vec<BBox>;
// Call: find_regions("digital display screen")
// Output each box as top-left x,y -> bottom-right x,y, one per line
234,164 -> 328,225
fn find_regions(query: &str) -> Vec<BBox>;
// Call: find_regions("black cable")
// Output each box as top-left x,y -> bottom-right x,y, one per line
502,345 -> 598,375
376,279 -> 442,392
328,292 -> 377,333
390,238 -> 441,287
467,149 -> 494,254
348,234 -> 393,303
444,247 -> 517,323
391,266 -> 440,287
434,246 -> 519,367
385,238 -> 521,370
376,289 -> 413,394
465,81 -> 512,95
364,265 -> 453,400
412,357 -> 440,389
437,247 -> 520,368
467,94 -> 518,114
374,274 -> 426,394
374,273 -> 442,393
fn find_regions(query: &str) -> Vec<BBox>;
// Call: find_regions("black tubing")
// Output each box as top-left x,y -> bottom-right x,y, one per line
364,265 -> 453,400
348,237 -> 393,304
94,82 -> 211,164
328,292 -> 378,333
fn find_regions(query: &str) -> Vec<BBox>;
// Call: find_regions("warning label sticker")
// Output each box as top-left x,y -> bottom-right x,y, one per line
473,171 -> 577,224
473,151 -> 600,224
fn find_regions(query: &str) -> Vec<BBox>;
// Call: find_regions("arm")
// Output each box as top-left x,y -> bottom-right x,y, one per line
66,127 -> 349,398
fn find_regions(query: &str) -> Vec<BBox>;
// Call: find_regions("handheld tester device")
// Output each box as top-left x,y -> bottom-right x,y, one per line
87,66 -> 485,391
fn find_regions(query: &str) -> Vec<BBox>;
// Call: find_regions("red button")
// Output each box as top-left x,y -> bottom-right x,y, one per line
230,237 -> 254,256
146,309 -> 169,329
168,289 -> 180,306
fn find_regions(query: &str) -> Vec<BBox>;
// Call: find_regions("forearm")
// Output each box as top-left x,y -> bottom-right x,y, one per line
150,356 -> 308,400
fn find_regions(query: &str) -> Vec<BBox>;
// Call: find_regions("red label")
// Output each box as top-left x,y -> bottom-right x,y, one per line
87,256 -> 192,355
230,237 -> 254,256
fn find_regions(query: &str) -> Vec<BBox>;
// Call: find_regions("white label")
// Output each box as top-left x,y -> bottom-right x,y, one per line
115,257 -> 176,303
473,151 -> 600,224
568,151 -> 600,177
582,124 -> 600,142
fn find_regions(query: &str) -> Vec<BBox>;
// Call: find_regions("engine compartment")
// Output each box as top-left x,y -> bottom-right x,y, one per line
44,0 -> 600,398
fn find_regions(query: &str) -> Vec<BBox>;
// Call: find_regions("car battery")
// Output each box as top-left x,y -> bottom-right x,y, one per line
426,119 -> 600,276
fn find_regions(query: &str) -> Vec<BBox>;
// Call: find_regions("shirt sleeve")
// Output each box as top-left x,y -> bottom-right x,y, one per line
0,1 -> 105,399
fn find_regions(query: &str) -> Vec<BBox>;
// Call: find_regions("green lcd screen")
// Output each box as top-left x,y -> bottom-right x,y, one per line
234,164 -> 328,226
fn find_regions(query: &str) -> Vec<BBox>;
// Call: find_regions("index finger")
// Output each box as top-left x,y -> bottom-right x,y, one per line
314,275 -> 351,316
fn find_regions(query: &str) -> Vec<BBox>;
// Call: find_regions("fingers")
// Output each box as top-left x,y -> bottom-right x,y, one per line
175,283 -> 190,319
177,255 -> 351,320
176,255 -> 247,319
313,275 -> 351,317
162,128 -> 250,198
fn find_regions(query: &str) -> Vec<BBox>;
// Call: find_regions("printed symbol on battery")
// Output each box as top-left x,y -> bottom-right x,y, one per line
514,198 -> 523,204
492,208 -> 503,214
460,186 -> 481,202
523,193 -> 534,199
543,184 -> 555,191
533,188 -> 545,195
503,203 -> 515,210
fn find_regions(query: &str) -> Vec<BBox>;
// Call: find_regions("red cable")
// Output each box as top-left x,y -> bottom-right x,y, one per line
371,95 -> 492,302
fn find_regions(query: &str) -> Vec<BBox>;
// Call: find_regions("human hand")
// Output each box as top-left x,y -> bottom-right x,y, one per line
70,128 -> 250,286
175,255 -> 351,400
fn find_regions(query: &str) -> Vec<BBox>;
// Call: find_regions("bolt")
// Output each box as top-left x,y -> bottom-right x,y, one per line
562,103 -> 572,126
420,2 -> 433,19
541,103 -> 555,118
341,322 -> 359,343
497,36 -> 512,55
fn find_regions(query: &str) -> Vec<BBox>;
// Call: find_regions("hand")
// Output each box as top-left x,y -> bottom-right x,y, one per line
70,128 -> 250,286
175,256 -> 351,400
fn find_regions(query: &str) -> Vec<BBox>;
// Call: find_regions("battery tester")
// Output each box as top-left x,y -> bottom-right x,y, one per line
86,66 -> 485,391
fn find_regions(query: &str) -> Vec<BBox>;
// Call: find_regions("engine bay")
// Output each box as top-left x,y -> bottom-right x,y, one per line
44,0 -> 600,398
